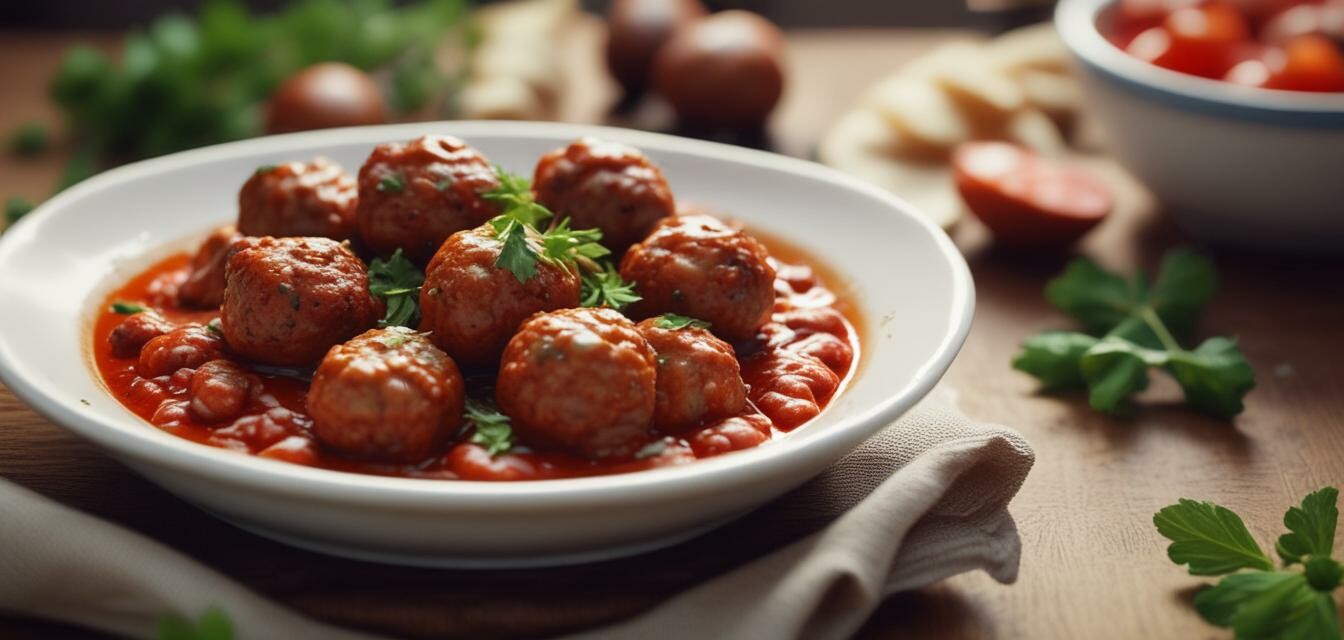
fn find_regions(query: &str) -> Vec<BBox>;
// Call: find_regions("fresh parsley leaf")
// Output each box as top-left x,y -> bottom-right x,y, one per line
1011,331 -> 1097,390
8,121 -> 48,157
1159,487 -> 1344,640
582,265 -> 642,310
253,164 -> 276,176
542,218 -> 608,263
654,313 -> 711,331
1166,337 -> 1257,420
367,249 -> 424,328
464,398 -> 512,457
1155,498 -> 1273,575
157,606 -> 233,640
1045,258 -> 1141,335
5,196 -> 35,226
111,301 -> 148,314
1277,487 -> 1339,566
483,166 -> 552,228
494,218 -> 538,283
377,173 -> 406,193
1016,249 -> 1253,419
1150,249 -> 1218,341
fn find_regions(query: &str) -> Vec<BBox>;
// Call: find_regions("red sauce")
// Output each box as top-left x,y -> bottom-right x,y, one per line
90,233 -> 861,481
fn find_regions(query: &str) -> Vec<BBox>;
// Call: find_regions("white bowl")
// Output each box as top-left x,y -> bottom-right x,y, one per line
1056,0 -> 1344,252
0,122 -> 973,567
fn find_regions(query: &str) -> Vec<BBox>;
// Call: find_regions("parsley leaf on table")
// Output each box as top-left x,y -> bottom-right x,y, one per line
367,249 -> 424,328
1013,248 -> 1255,418
1156,487 -> 1344,640
464,398 -> 513,457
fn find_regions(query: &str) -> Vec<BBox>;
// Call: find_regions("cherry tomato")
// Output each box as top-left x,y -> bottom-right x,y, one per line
1267,33 -> 1344,90
1160,3 -> 1253,77
952,142 -> 1113,249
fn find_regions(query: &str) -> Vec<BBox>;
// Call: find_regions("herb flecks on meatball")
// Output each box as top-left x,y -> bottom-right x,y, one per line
418,225 -> 580,368
239,157 -> 357,240
220,236 -> 379,366
308,327 -> 464,463
532,137 -> 675,255
496,307 -> 657,459
355,135 -> 503,264
621,214 -> 776,341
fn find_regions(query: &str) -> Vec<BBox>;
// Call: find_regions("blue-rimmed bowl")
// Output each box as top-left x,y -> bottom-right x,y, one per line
1056,0 -> 1344,251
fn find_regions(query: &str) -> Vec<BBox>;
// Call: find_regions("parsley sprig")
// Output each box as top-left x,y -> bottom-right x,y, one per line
654,313 -> 710,331
1156,487 -> 1342,639
481,167 -> 639,309
463,398 -> 513,457
158,606 -> 233,640
367,249 -> 424,328
1012,248 -> 1255,418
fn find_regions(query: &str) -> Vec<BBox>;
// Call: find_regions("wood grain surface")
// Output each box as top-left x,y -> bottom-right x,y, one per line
1,24 -> 1342,640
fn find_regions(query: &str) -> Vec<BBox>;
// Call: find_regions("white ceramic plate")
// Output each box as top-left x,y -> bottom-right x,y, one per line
0,121 -> 973,567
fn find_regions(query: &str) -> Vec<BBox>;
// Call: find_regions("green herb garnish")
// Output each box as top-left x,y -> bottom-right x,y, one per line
157,606 -> 233,640
205,318 -> 224,336
254,164 -> 277,176
581,264 -> 641,311
111,301 -> 148,314
8,122 -> 48,157
483,166 -> 611,284
464,398 -> 513,457
653,313 -> 710,331
4,196 -> 35,227
367,249 -> 424,328
376,173 -> 407,193
1156,487 -> 1342,639
1013,248 -> 1254,418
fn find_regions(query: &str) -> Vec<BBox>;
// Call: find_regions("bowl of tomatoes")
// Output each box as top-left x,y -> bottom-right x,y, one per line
1056,0 -> 1344,251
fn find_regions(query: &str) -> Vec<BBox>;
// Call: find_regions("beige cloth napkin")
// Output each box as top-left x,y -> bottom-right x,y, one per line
0,390 -> 1033,640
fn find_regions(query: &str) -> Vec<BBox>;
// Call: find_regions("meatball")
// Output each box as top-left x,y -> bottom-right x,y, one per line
636,317 -> 746,431
532,138 -> 675,253
355,135 -> 503,264
419,225 -> 581,368
108,312 -> 173,358
220,236 -> 380,366
496,308 -> 657,458
178,225 -> 243,309
138,324 -> 227,378
238,157 -> 356,240
620,214 -> 776,341
308,327 -> 464,463
188,360 -> 257,424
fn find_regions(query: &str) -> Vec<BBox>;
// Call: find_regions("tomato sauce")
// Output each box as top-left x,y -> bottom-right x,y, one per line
90,233 -> 861,481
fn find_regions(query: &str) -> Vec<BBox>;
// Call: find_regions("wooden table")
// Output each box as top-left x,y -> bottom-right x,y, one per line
2,25 -> 1343,640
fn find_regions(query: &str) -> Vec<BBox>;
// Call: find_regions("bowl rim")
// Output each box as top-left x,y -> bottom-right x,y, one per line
1056,0 -> 1344,126
0,120 -> 974,508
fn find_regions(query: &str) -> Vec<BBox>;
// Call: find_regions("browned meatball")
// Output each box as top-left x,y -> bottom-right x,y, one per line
496,308 -> 657,458
108,312 -> 174,358
636,316 -> 746,431
355,135 -> 503,264
418,225 -> 581,368
308,327 -> 464,462
238,158 -> 356,240
220,236 -> 380,366
188,360 -> 257,424
139,325 -> 226,377
620,214 -> 776,341
532,138 -> 675,254
178,225 -> 243,309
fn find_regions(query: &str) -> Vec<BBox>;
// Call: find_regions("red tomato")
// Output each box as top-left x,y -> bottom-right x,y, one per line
1161,3 -> 1253,77
1267,33 -> 1344,89
952,143 -> 1113,250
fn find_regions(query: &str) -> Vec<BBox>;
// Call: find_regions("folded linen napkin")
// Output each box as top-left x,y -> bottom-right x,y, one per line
0,390 -> 1033,640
